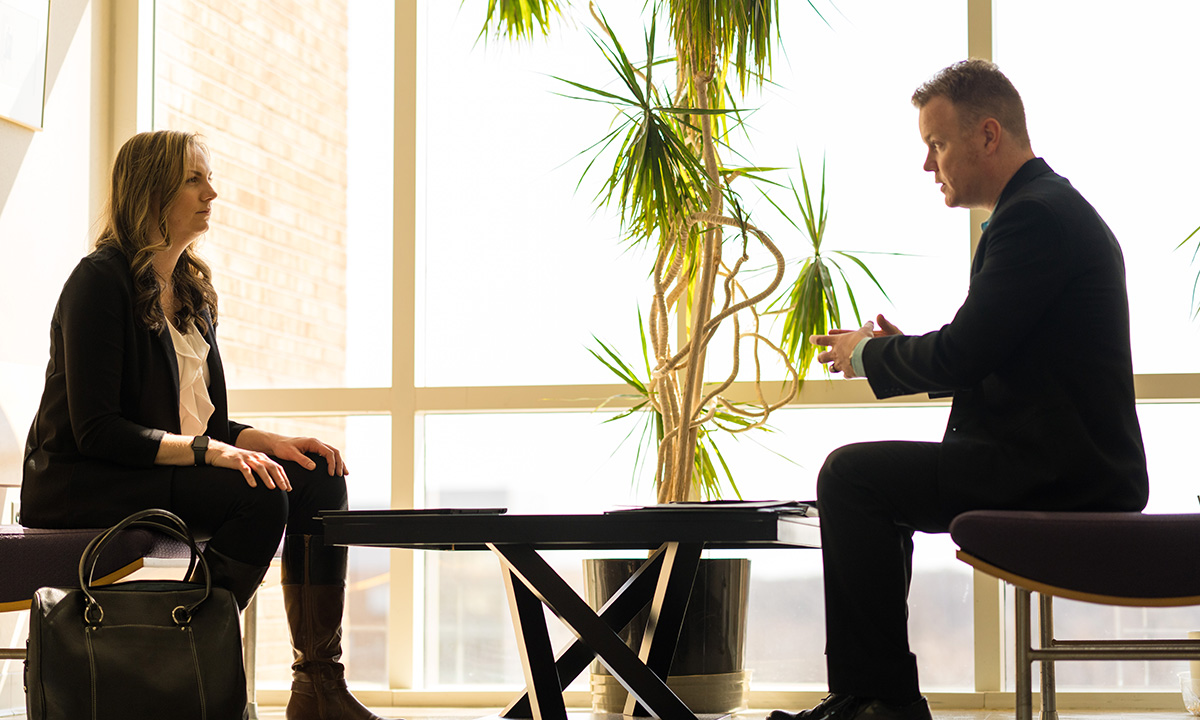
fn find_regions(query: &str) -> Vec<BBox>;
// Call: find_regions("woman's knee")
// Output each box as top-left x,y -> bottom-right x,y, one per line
309,470 -> 348,513
255,485 -> 290,529
288,455 -> 347,506
279,454 -> 348,534
196,481 -> 288,565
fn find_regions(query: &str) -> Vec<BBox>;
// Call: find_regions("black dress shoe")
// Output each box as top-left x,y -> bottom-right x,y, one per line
767,694 -> 932,720
767,694 -> 854,720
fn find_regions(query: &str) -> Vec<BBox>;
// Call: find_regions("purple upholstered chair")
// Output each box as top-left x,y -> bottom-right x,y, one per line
951,510 -> 1200,720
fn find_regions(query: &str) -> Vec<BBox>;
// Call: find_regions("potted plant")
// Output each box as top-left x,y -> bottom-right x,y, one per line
475,1 -> 889,711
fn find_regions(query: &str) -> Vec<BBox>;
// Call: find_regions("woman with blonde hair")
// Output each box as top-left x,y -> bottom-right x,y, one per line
22,130 -> 391,720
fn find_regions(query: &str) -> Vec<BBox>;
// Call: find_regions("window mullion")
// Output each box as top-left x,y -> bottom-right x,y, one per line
390,0 -> 420,692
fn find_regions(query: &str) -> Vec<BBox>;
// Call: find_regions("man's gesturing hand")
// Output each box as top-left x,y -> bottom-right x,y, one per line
811,314 -> 903,377
811,321 -> 876,378
874,314 -> 902,337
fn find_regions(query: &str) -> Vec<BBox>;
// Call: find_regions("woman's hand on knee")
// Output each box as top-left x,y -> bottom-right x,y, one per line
208,440 -> 292,491
232,428 -> 347,478
270,436 -> 348,478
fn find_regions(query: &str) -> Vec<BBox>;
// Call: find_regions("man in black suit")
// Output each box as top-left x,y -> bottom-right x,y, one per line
770,60 -> 1149,720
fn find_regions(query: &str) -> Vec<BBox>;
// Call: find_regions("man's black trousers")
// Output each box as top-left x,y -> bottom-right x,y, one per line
816,440 -> 962,703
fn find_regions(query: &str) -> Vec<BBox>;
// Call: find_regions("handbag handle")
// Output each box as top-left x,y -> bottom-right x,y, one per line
77,508 -> 211,627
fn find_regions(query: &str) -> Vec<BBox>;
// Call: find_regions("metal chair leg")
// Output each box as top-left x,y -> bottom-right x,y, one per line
1038,593 -> 1058,720
244,592 -> 259,720
1015,586 -> 1033,720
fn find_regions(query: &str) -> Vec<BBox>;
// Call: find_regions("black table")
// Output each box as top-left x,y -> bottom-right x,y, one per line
322,505 -> 820,720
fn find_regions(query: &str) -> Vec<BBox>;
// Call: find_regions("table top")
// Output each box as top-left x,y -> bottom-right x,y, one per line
321,504 -> 821,551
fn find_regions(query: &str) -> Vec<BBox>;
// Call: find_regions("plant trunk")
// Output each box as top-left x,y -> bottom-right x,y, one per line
663,56 -> 723,503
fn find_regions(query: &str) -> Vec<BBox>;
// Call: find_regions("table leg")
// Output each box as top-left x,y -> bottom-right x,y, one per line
502,566 -> 569,720
625,542 -> 702,717
502,547 -> 669,718
489,543 -> 697,720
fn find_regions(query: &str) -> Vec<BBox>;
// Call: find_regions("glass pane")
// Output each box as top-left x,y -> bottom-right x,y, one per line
345,2 -> 395,388
234,415 -> 391,689
421,411 -> 657,688
419,0 -> 967,386
420,405 -> 973,691
417,3 -> 650,388
994,2 -> 1200,375
154,0 -> 393,388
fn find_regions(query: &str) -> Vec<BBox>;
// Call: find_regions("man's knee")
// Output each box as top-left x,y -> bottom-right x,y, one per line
817,443 -> 874,502
817,441 -> 948,530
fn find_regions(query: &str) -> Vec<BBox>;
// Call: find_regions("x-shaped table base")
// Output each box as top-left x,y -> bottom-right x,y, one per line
489,541 -> 705,720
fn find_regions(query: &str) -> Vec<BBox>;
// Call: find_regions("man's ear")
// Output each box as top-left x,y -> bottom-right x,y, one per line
980,117 -> 1002,154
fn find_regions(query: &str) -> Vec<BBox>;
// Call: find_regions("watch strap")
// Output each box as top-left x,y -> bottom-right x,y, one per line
191,435 -> 209,466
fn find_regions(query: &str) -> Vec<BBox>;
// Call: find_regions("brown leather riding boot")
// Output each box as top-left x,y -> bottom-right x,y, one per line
283,535 -> 395,720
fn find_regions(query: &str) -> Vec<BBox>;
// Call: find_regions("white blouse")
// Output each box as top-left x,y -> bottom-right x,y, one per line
167,321 -> 215,437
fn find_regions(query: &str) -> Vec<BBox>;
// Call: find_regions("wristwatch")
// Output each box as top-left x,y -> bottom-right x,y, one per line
191,435 -> 209,466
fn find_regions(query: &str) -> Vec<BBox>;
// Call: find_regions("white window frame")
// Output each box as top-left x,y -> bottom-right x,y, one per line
107,0 -> 1200,709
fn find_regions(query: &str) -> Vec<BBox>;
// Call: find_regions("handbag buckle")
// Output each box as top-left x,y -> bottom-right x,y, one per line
172,605 -> 192,626
83,601 -> 103,626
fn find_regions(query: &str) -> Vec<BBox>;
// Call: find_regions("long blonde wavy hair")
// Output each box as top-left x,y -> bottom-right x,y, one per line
95,130 -> 218,334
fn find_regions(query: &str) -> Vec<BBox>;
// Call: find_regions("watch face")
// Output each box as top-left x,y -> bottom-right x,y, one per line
193,436 -> 208,464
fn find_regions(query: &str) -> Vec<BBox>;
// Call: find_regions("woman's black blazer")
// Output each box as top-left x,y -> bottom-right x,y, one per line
22,245 -> 249,528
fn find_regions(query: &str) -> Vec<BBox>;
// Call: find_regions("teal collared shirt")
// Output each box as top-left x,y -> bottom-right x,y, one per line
851,337 -> 869,377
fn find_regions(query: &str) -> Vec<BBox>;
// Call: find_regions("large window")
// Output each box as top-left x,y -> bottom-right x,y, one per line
24,0 -> 1187,707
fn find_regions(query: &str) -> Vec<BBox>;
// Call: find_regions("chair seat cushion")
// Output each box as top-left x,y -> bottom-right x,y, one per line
0,525 -> 162,605
949,511 -> 1200,600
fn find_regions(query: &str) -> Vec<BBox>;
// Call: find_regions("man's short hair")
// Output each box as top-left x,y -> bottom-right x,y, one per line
912,59 -> 1031,148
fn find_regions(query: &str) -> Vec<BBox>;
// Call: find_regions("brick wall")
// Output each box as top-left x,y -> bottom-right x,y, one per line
154,0 -> 350,392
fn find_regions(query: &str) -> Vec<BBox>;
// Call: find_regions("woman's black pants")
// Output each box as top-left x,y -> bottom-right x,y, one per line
168,453 -> 348,568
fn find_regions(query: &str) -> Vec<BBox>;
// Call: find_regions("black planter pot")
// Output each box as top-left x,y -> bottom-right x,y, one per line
583,557 -> 751,713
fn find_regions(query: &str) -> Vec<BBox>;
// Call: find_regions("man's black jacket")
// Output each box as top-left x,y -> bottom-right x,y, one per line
863,158 -> 1149,513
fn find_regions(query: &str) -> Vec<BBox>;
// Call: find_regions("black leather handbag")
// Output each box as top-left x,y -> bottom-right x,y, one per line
25,509 -> 247,720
